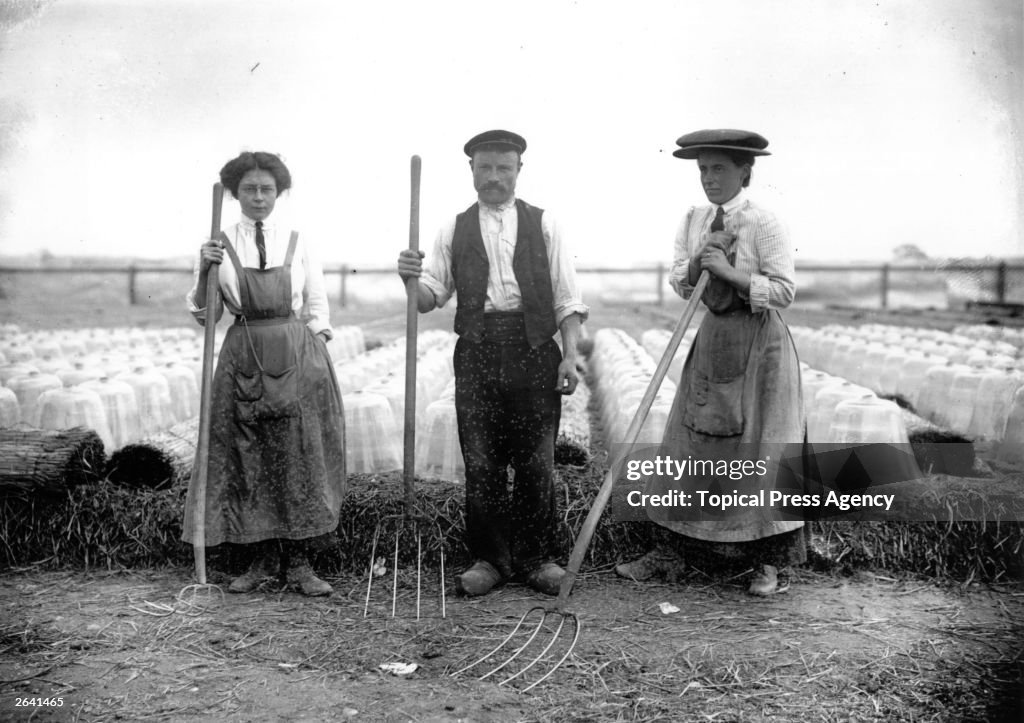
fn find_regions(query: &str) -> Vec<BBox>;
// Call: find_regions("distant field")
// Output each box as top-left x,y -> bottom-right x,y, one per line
2,263 -> 1021,333
0,268 -> 407,332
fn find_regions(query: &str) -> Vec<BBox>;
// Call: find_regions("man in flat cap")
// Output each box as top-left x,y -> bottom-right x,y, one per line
397,130 -> 588,596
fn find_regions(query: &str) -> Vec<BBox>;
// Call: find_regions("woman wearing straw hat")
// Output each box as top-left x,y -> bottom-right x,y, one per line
183,151 -> 346,597
616,129 -> 806,596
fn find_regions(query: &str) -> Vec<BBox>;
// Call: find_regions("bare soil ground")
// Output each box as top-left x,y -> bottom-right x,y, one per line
1,566 -> 1021,723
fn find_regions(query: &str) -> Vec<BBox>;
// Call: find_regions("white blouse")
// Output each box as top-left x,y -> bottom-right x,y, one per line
186,216 -> 333,337
669,190 -> 796,312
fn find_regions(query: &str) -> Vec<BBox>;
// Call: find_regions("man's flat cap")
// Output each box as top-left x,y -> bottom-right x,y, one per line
673,129 -> 771,159
464,129 -> 527,157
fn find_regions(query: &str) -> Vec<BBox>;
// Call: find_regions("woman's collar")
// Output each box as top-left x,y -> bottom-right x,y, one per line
239,214 -> 275,229
720,190 -> 747,214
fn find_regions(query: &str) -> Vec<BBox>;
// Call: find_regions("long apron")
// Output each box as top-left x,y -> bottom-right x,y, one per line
644,273 -> 805,544
182,231 -> 346,547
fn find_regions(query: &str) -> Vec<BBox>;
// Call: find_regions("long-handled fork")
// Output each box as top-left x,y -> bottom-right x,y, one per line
178,182 -> 226,612
452,271 -> 712,691
362,156 -> 445,620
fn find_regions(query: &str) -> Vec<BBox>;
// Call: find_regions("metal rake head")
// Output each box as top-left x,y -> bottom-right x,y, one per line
450,604 -> 581,693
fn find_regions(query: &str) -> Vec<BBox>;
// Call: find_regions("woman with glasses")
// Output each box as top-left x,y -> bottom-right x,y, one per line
183,151 -> 345,597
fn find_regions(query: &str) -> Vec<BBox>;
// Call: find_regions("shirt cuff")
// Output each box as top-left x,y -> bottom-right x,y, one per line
307,321 -> 332,338
748,273 -> 770,311
419,275 -> 450,308
669,261 -> 696,299
556,303 -> 589,327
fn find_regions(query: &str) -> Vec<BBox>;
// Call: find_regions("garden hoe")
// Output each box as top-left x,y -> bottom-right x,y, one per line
451,270 -> 713,691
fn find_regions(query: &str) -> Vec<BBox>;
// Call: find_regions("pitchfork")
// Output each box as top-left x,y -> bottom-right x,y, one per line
452,271 -> 712,691
362,155 -> 447,620
178,181 -> 227,612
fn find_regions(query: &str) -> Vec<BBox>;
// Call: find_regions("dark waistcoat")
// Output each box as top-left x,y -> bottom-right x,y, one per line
451,199 -> 557,348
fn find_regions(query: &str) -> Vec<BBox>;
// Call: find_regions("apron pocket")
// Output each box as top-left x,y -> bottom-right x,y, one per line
683,373 -> 745,437
234,369 -> 263,402
234,366 -> 300,422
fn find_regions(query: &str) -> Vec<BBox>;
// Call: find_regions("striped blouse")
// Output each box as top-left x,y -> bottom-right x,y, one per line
668,190 -> 796,312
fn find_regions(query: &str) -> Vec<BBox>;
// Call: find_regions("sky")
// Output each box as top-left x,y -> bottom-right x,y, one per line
0,0 -> 1021,266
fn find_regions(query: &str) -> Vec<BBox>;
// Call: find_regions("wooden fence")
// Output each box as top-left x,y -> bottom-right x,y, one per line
1,262 -> 1021,310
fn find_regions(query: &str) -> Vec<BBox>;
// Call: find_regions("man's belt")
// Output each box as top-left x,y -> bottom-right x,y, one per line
481,312 -> 529,344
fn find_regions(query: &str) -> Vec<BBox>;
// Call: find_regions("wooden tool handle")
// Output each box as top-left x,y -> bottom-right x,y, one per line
403,156 -> 422,513
191,181 -> 224,584
554,271 -> 711,609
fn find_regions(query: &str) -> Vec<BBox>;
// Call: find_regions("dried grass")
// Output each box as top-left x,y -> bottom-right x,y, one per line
3,461 -> 1022,590
812,519 -> 1024,583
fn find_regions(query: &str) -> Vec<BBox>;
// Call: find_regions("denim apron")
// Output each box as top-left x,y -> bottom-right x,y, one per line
644,210 -> 805,543
182,231 -> 346,547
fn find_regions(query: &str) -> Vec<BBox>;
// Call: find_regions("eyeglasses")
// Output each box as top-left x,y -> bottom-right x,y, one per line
240,185 -> 276,195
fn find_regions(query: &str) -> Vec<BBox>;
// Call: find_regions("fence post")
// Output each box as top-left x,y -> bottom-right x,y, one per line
656,263 -> 665,306
996,261 -> 1007,304
879,264 -> 890,309
128,265 -> 138,305
339,264 -> 348,308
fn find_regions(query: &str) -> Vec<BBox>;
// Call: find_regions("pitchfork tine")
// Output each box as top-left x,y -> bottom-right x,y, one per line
519,613 -> 581,692
478,607 -> 549,681
450,606 -> 545,677
390,527 -> 400,617
415,527 -> 422,621
363,523 -> 381,618
497,610 -> 568,686
439,543 -> 446,619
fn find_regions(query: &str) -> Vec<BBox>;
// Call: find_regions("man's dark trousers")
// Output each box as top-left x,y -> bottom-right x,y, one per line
453,315 -> 562,580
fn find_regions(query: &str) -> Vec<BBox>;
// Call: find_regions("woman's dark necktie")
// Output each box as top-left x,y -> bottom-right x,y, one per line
710,205 -> 725,233
702,205 -> 739,313
254,221 -> 267,270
